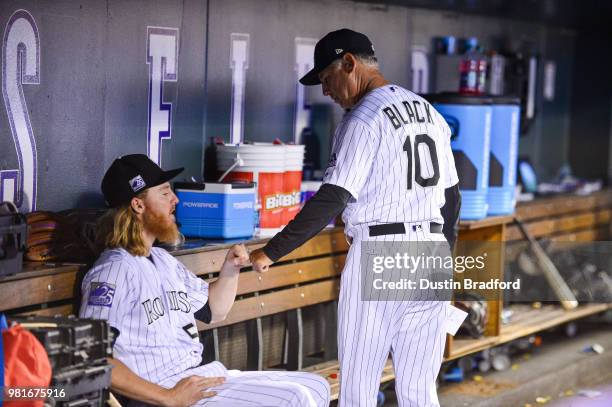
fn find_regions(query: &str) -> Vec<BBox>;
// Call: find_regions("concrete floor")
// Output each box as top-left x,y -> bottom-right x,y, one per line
380,319 -> 612,406
549,383 -> 612,407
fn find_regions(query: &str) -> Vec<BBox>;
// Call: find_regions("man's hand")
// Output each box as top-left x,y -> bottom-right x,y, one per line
250,248 -> 273,273
163,376 -> 225,407
209,244 -> 248,323
224,244 -> 249,269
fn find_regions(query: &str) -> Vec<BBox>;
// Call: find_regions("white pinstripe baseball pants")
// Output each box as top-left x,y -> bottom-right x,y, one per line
338,224 -> 449,407
156,361 -> 330,407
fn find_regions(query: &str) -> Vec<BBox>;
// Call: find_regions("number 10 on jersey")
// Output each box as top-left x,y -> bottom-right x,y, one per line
403,134 -> 440,189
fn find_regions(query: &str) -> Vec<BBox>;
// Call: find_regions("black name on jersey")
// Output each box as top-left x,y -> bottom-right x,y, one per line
382,100 -> 433,130
142,290 -> 192,325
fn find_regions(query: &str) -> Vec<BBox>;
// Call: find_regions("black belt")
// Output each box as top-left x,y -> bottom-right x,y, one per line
368,222 -> 443,237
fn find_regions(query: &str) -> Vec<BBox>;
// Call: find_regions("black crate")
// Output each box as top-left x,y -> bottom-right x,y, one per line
54,390 -> 108,407
49,365 -> 111,406
13,316 -> 112,372
45,390 -> 109,407
0,208 -> 26,277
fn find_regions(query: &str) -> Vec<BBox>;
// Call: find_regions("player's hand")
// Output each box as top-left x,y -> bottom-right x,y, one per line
224,244 -> 250,268
250,248 -> 273,273
163,375 -> 225,407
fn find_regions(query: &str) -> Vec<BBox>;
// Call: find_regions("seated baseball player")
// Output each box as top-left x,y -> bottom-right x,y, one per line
79,154 -> 330,407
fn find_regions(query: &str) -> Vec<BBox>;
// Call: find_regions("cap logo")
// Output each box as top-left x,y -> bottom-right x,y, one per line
130,175 -> 146,192
335,48 -> 343,55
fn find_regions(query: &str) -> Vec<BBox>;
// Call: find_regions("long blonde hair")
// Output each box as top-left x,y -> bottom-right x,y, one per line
97,193 -> 148,257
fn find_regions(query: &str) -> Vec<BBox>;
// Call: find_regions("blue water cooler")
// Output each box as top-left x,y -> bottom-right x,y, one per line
425,93 -> 492,220
487,97 -> 520,215
174,182 -> 256,239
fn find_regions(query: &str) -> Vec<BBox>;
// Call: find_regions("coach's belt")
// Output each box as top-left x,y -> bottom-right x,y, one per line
368,222 -> 443,237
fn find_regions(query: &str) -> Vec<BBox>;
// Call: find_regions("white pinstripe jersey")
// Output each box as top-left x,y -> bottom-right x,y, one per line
323,84 -> 459,231
79,247 -> 209,384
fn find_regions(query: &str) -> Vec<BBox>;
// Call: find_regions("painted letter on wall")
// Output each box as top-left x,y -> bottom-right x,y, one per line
229,33 -> 249,145
411,46 -> 429,94
146,27 -> 178,165
1,9 -> 40,212
294,37 -> 316,144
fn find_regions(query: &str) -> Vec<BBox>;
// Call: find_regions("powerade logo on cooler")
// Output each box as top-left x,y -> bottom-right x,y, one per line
180,200 -> 252,210
233,201 -> 253,210
264,191 -> 301,210
182,201 -> 219,209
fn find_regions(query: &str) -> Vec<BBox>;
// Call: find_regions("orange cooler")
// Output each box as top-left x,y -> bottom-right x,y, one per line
282,145 -> 305,225
217,144 -> 286,236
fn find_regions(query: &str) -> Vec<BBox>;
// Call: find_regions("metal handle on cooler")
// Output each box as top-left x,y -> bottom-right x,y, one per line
217,153 -> 244,182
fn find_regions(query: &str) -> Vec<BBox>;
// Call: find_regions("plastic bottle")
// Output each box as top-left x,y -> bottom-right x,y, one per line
459,38 -> 487,95
476,56 -> 488,95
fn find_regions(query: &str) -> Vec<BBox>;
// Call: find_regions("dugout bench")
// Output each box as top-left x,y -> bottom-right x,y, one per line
1,189 -> 612,402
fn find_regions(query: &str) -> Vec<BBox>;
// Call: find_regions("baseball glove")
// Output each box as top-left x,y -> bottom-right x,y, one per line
25,209 -> 105,263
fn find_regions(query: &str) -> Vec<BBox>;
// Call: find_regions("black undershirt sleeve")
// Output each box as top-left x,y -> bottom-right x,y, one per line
263,183 -> 352,262
109,326 -> 120,350
441,184 -> 461,250
194,301 -> 212,324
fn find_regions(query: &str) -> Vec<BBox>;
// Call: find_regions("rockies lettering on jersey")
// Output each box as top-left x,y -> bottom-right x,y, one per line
141,291 -> 192,325
166,290 -> 192,313
142,297 -> 164,324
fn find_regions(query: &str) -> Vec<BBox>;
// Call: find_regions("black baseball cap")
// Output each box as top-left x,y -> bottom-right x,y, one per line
299,28 -> 375,86
101,154 -> 183,207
